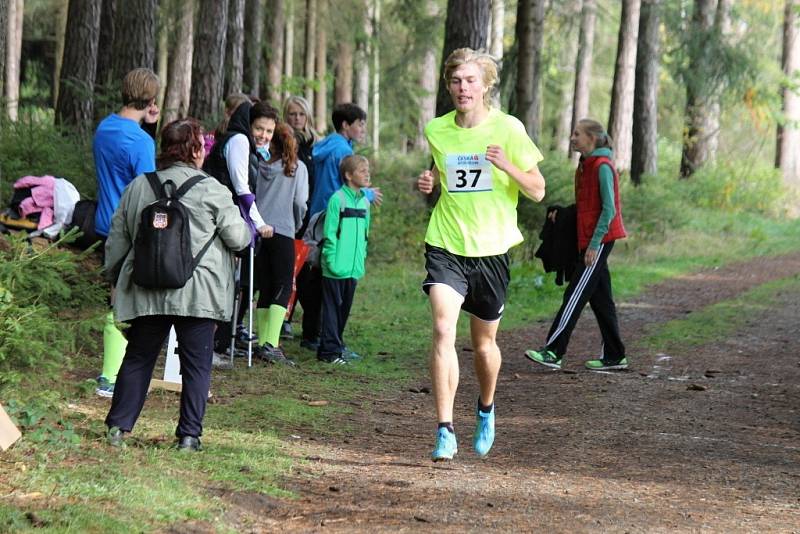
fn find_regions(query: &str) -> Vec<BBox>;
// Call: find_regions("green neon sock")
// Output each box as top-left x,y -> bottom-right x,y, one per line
256,308 -> 270,346
101,312 -> 127,383
265,305 -> 287,348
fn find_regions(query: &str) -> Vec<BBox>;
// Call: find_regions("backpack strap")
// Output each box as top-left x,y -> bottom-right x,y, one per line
144,172 -> 162,198
174,174 -> 207,199
190,229 -> 220,271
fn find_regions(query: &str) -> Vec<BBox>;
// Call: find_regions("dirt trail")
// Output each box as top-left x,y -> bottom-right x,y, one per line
219,252 -> 800,533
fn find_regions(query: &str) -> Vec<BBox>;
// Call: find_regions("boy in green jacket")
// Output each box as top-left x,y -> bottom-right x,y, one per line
317,155 -> 371,365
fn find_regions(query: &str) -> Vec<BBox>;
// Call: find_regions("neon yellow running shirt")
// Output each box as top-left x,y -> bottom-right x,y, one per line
424,108 -> 543,257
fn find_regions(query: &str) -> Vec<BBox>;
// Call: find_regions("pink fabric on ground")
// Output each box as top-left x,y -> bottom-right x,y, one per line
14,175 -> 56,229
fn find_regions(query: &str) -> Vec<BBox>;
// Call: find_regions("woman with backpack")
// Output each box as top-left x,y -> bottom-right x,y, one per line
103,118 -> 251,451
252,119 -> 309,365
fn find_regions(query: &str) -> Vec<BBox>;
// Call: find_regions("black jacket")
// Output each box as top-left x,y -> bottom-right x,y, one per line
535,204 -> 578,286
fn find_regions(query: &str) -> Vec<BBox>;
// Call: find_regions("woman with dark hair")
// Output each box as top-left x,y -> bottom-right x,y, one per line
103,118 -> 251,451
252,121 -> 308,364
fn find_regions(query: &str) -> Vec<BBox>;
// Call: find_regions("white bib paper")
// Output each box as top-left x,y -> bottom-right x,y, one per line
445,153 -> 493,193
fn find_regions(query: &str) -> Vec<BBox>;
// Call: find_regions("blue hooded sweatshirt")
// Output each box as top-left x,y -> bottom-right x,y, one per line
309,132 -> 375,215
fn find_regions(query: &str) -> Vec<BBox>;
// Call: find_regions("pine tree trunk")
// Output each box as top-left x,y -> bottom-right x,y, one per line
5,0 -> 23,122
552,0 -> 582,154
414,0 -> 439,150
111,0 -> 157,79
94,0 -> 116,95
53,0 -> 69,108
334,38 -> 354,105
680,0 -> 717,178
164,0 -> 195,123
226,0 -> 245,97
371,0 -> 380,151
0,0 -> 6,99
55,0 -> 102,134
777,0 -> 800,189
189,0 -> 229,120
607,0 -> 641,172
513,0 -> 545,141
354,0 -> 371,113
435,0 -> 490,117
243,0 -> 263,98
266,0 -> 285,103
156,6 -> 169,113
570,0 -> 597,160
489,0 -> 505,62
313,0 -> 327,132
705,0 -> 731,160
631,0 -> 661,185
283,1 -> 294,100
304,0 -> 317,107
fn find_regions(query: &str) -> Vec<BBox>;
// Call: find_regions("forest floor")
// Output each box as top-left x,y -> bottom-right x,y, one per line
208,252 -> 800,533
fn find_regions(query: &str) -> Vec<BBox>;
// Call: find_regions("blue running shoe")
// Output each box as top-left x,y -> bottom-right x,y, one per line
431,427 -> 458,461
473,404 -> 495,458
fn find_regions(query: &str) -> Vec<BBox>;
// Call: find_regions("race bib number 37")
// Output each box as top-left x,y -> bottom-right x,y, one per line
445,153 -> 493,193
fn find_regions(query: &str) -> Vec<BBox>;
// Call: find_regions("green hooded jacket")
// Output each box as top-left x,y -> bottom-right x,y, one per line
321,186 -> 370,279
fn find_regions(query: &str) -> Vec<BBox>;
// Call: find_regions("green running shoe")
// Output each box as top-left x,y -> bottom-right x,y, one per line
584,357 -> 628,371
524,348 -> 562,370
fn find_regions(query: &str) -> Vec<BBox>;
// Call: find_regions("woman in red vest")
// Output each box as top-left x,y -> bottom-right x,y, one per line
525,118 -> 628,371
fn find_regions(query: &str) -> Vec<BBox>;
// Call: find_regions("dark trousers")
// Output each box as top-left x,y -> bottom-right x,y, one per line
105,315 -> 215,438
544,241 -> 625,361
296,263 -> 323,342
317,276 -> 357,361
254,234 -> 295,308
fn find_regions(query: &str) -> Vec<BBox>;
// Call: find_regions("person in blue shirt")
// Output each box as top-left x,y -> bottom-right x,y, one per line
93,68 -> 161,398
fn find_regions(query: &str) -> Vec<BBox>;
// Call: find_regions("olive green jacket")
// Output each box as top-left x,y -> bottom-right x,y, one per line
105,163 -> 250,322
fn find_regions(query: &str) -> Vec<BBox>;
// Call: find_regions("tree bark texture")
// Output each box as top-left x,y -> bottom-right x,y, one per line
243,0 -> 263,97
435,0 -> 490,117
94,0 -> 116,96
56,0 -> 102,134
266,0 -> 285,104
489,0 -> 505,62
354,0 -> 371,114
513,0 -> 545,141
225,0 -> 245,97
111,0 -> 157,80
189,0 -> 229,120
283,0 -> 294,100
777,0 -> 800,189
304,0 -> 317,107
371,0 -> 380,151
414,0 -> 440,150
705,0 -> 731,160
156,8 -> 169,113
6,0 -> 23,122
679,0 -> 718,178
334,38 -> 354,105
163,0 -> 195,123
607,0 -> 641,172
552,0 -> 582,154
570,0 -> 597,160
0,0 -> 8,99
53,0 -> 69,108
313,0 -> 327,132
631,0 -> 661,185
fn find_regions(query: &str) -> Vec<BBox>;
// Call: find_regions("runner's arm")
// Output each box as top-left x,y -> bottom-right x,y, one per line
486,144 -> 545,201
416,167 -> 440,194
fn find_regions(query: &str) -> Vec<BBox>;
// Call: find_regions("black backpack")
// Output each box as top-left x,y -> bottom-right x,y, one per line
132,172 -> 218,289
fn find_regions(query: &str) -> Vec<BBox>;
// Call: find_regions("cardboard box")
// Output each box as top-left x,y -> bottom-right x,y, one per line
0,403 -> 22,451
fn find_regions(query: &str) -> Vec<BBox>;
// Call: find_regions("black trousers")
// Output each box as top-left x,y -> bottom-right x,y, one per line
544,241 -> 625,361
296,263 -> 323,342
254,233 -> 295,308
317,277 -> 357,361
105,315 -> 215,438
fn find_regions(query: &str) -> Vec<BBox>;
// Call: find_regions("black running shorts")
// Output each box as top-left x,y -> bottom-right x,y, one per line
422,244 -> 510,322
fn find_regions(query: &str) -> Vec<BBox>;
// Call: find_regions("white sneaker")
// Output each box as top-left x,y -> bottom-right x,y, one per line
212,351 -> 233,369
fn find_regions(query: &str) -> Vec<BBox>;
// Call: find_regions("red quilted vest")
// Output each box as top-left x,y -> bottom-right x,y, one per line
575,155 -> 627,250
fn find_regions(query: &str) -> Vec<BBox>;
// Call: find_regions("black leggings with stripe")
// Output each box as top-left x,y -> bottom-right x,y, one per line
544,241 -> 625,362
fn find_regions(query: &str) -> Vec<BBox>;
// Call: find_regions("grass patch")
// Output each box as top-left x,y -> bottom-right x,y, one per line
637,274 -> 800,353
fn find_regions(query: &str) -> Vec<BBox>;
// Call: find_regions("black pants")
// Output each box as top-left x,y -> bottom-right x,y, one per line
544,241 -> 625,361
254,233 -> 295,308
105,315 -> 215,438
317,277 -> 357,361
296,263 -> 323,342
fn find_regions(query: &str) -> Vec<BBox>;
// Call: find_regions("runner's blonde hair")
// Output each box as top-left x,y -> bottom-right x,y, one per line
443,48 -> 499,107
